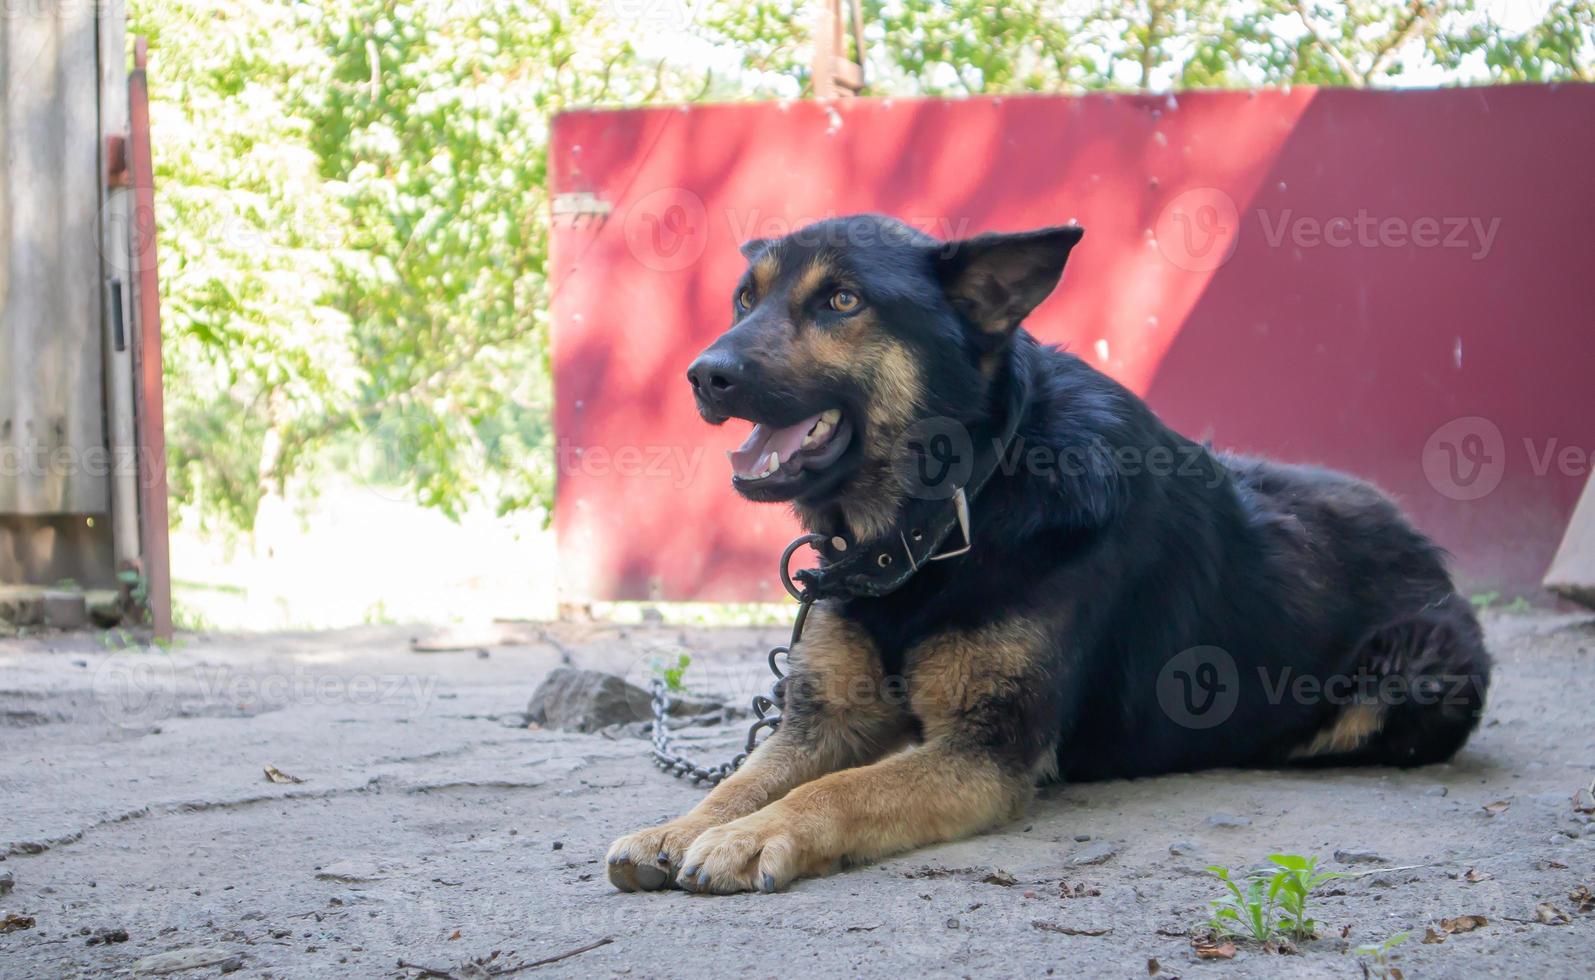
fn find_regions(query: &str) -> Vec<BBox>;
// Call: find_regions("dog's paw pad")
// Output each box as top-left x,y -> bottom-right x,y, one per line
605,821 -> 710,892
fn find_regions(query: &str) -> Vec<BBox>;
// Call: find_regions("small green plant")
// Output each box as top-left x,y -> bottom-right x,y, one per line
1205,854 -> 1346,943
1268,853 -> 1343,939
1353,931 -> 1409,979
1206,864 -> 1279,941
151,633 -> 187,654
1468,590 -> 1500,611
118,569 -> 150,613
652,652 -> 692,693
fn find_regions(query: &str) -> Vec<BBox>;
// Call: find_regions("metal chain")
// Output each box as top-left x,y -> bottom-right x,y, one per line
649,534 -> 824,785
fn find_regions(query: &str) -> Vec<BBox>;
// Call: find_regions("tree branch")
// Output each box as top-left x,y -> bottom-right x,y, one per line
1365,0 -> 1435,82
1289,0 -> 1368,86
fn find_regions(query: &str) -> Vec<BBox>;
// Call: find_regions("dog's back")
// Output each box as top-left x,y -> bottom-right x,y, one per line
999,346 -> 1490,781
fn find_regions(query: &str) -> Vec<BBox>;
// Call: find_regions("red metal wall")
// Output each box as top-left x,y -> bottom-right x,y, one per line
549,86 -> 1595,602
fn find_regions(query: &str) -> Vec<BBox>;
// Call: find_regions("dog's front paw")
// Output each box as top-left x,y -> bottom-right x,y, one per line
606,818 -> 713,892
676,812 -> 825,895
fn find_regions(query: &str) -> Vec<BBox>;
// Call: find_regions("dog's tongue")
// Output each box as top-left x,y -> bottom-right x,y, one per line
729,413 -> 823,478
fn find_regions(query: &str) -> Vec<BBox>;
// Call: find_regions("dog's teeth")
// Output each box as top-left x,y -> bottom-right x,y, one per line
821,409 -> 842,425
802,419 -> 832,449
760,452 -> 780,477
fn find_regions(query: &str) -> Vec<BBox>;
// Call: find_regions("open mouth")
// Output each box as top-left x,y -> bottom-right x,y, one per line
728,408 -> 854,487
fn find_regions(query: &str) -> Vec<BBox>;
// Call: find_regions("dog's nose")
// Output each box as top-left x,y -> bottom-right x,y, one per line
687,352 -> 743,409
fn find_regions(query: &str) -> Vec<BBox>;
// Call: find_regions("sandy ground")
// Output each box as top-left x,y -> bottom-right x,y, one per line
2,609 -> 1593,978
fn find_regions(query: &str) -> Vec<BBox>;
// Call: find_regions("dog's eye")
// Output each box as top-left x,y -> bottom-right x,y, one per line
829,290 -> 861,313
736,288 -> 754,312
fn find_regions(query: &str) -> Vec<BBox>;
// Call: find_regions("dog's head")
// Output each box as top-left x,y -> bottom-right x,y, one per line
687,213 -> 1082,537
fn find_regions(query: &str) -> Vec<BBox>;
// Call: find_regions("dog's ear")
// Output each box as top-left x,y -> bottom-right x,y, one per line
739,237 -> 773,260
935,226 -> 1083,335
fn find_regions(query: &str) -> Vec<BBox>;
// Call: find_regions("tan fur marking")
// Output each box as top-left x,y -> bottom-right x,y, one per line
686,606 -> 905,821
836,470 -> 903,543
781,309 -> 928,544
907,619 -> 1049,735
1289,703 -> 1385,759
678,739 -> 1032,891
750,252 -> 781,296
863,341 -> 924,439
605,604 -> 908,891
779,741 -> 1028,861
786,604 -> 914,760
792,258 -> 832,309
673,617 -> 1054,888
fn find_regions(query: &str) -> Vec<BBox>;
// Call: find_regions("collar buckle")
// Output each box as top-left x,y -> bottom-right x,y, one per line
927,486 -> 972,562
899,485 -> 973,571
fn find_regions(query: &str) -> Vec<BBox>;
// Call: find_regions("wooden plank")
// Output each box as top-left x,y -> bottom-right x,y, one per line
0,0 -> 110,515
99,0 -> 141,567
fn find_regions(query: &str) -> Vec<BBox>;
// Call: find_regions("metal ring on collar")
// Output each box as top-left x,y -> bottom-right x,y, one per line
780,532 -> 828,601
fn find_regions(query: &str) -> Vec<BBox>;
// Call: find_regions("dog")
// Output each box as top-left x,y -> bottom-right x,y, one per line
605,214 -> 1491,895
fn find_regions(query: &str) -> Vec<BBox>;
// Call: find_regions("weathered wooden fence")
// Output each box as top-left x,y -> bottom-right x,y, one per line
1,0 -> 168,634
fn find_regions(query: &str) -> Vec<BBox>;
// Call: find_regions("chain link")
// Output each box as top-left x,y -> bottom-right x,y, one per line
649,535 -> 823,786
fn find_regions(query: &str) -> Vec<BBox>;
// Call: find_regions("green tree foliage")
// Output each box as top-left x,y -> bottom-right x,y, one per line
134,0 -> 711,531
133,0 -> 1593,533
701,1 -> 1594,93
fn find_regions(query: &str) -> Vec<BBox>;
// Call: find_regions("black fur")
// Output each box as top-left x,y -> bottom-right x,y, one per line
702,214 -> 1492,781
855,337 -> 1490,778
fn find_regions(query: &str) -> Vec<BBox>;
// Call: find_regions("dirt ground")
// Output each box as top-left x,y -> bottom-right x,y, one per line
2,608 -> 1593,978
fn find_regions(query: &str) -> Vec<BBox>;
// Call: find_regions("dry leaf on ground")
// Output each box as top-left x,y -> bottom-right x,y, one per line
1193,940 -> 1236,960
263,764 -> 304,785
1570,885 -> 1594,913
1482,800 -> 1511,816
1535,903 -> 1571,925
1,913 -> 35,933
982,870 -> 1018,887
1464,868 -> 1491,883
1438,914 -> 1488,934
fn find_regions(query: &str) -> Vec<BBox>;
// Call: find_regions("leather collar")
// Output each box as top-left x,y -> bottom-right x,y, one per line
791,348 -> 1035,601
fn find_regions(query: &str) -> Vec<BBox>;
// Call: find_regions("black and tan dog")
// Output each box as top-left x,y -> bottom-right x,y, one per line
606,214 -> 1491,895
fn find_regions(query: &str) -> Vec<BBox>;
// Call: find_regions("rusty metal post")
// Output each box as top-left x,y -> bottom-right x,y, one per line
126,37 -> 173,641
811,0 -> 864,98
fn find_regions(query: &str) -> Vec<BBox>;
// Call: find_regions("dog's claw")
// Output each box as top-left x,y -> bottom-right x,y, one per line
760,873 -> 776,893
